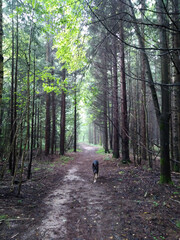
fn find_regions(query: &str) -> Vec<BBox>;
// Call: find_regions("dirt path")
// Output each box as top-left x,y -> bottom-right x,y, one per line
0,143 -> 180,240
35,144 -> 113,240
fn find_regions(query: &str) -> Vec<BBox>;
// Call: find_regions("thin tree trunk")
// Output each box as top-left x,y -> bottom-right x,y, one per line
103,51 -> 109,153
112,36 -> 119,158
51,91 -> 56,154
94,123 -> 97,145
60,68 -> 66,155
0,0 -> 3,138
74,74 -> 77,152
27,50 -> 35,179
109,65 -> 113,150
51,57 -> 56,155
10,0 -> 15,172
26,16 -> 33,162
45,92 -> 50,156
13,12 -> 19,175
119,20 -> 129,163
140,0 -> 147,162
45,38 -> 51,156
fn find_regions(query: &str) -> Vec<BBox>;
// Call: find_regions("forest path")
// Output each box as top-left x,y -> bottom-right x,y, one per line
0,143 -> 179,240
37,144 -> 113,240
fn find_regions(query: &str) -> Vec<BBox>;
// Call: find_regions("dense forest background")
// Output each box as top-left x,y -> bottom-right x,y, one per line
0,0 -> 180,193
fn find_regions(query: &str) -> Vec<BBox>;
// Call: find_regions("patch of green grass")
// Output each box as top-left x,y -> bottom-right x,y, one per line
96,148 -> 105,154
176,220 -> 180,228
96,148 -> 113,160
0,215 -> 8,221
153,201 -> 159,207
60,156 -> 74,165
47,167 -> 54,172
34,167 -> 41,171
151,234 -> 165,240
173,191 -> 179,195
49,163 -> 55,167
17,200 -> 23,204
104,156 -> 112,161
68,148 -> 82,153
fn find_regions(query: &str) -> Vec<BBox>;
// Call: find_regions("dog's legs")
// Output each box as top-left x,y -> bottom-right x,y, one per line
93,173 -> 98,183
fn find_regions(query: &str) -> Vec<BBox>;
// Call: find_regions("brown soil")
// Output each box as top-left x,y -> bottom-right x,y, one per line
0,143 -> 180,240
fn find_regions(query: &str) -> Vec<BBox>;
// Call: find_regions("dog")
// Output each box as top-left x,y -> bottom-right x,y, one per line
92,160 -> 99,183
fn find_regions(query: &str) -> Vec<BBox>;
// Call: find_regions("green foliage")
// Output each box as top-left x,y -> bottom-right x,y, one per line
68,148 -> 81,153
60,155 -> 73,165
104,155 -> 112,161
176,220 -> 180,228
34,167 -> 41,171
53,1 -> 89,73
0,215 -> 8,221
55,27 -> 88,73
96,148 -> 105,154
153,201 -> 159,207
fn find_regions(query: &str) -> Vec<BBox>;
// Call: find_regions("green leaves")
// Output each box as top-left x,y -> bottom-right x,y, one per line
40,66 -> 69,94
53,1 -> 89,73
55,26 -> 88,73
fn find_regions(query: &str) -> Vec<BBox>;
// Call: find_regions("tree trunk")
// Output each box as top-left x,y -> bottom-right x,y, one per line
140,0 -> 147,162
10,1 -> 15,172
172,0 -> 180,171
74,75 -> 77,152
103,51 -> 109,153
119,20 -> 129,163
157,0 -> 171,183
51,60 -> 56,155
13,12 -> 19,175
45,38 -> 51,156
112,36 -> 119,158
60,68 -> 66,155
27,50 -> 35,179
45,92 -> 50,156
51,91 -> 56,154
0,0 -> 3,138
26,15 -> 33,162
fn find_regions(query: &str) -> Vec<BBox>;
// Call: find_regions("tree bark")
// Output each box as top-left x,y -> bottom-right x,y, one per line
172,0 -> 180,171
51,91 -> 56,154
140,0 -> 147,162
10,0 -> 15,172
27,50 -> 35,179
103,51 -> 109,153
60,68 -> 66,155
51,60 -> 56,155
45,38 -> 51,156
157,0 -> 171,183
13,12 -> 19,175
112,36 -> 119,158
0,0 -> 3,139
119,20 -> 130,163
74,74 -> 77,152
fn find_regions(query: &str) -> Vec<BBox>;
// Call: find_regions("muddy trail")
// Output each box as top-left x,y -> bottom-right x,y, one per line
0,143 -> 180,240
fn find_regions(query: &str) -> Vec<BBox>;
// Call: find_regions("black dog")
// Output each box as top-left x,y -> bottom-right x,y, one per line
92,160 -> 99,183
